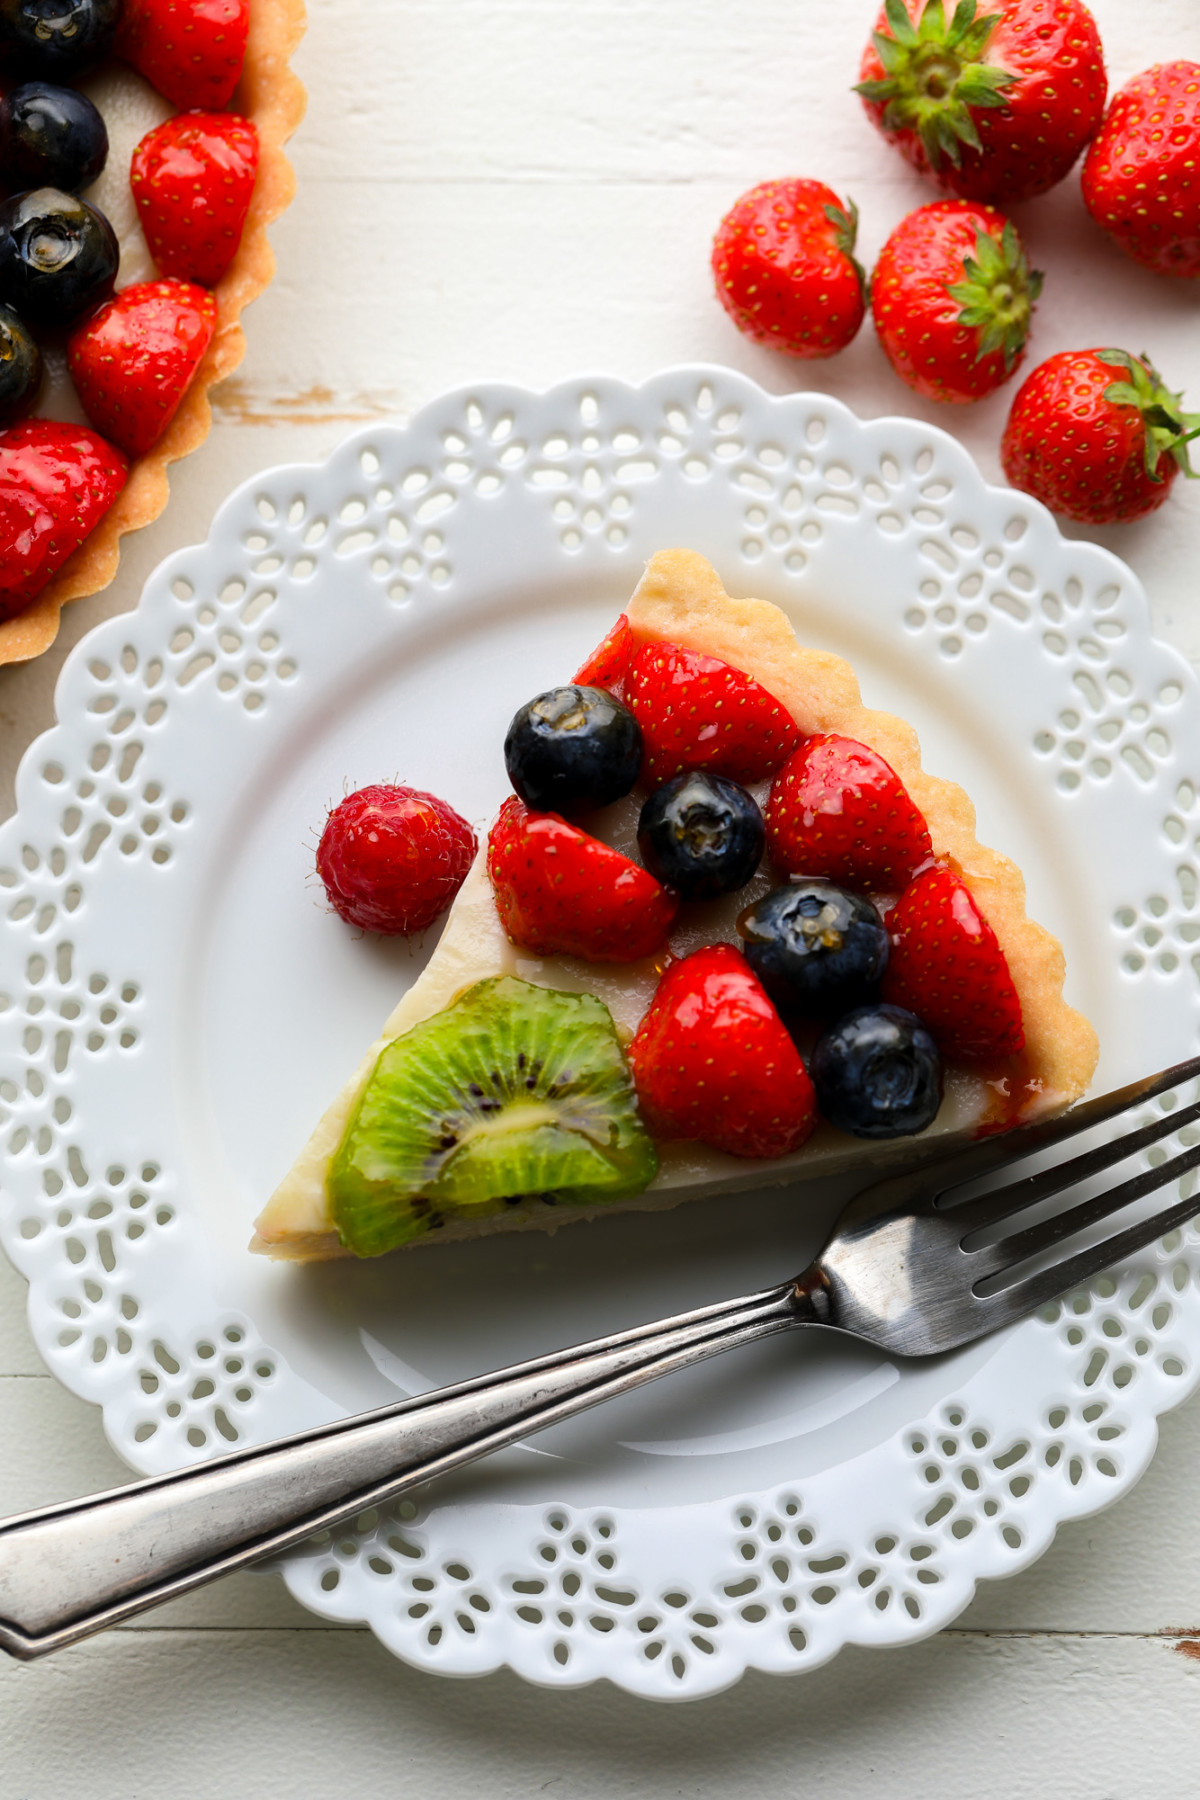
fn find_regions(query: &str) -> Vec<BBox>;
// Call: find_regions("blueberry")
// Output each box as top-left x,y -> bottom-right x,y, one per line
811,1004 -> 942,1140
0,302 -> 42,424
738,880 -> 888,1017
0,0 -> 120,78
0,186 -> 116,326
505,685 -> 642,813
1,82 -> 108,191
637,772 -> 764,899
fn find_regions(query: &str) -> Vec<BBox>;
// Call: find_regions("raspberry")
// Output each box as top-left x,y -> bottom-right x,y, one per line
316,784 -> 476,935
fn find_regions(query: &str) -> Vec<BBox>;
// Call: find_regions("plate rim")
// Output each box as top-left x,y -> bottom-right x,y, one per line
3,362 -> 1200,1699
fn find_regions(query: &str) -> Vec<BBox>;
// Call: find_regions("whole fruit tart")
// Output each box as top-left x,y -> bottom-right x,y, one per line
0,0 -> 306,665
253,550 -> 1098,1262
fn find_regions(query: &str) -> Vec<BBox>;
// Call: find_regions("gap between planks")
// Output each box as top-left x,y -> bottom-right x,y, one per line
88,1625 -> 1200,1642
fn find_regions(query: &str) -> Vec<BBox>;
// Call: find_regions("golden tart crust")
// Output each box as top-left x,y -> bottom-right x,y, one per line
0,0 -> 308,667
251,549 -> 1098,1261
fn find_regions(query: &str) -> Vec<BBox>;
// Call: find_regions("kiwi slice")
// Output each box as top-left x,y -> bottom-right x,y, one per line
329,975 -> 658,1257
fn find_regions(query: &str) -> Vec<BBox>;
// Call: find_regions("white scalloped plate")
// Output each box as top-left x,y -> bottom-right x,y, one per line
3,368 -> 1200,1701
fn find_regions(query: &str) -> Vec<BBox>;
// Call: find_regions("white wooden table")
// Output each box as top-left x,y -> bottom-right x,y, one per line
2,1 -> 1199,1789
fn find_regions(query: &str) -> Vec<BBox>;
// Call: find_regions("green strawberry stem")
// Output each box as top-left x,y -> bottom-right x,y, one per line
1096,349 -> 1200,483
823,198 -> 868,298
855,0 -> 1017,169
945,221 -> 1042,370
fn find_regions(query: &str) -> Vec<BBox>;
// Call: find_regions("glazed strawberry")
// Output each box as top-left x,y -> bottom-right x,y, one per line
881,864 -> 1024,1059
871,200 -> 1041,403
856,0 -> 1106,204
1082,62 -> 1200,279
488,796 -> 678,964
711,178 -> 865,359
766,735 -> 932,891
624,640 -> 800,786
0,420 -> 127,619
1001,348 -> 1199,525
573,613 -> 634,693
317,785 -> 477,936
67,278 -> 217,457
117,0 -> 250,111
629,944 -> 817,1159
131,111 -> 259,288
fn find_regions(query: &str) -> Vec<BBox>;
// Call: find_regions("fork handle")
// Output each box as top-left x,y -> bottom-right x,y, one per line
0,1274 -> 827,1659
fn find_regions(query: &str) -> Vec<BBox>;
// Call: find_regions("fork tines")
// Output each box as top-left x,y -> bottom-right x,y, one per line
955,1088 -> 1200,1244
936,1053 -> 1200,1317
934,1052 -> 1200,1219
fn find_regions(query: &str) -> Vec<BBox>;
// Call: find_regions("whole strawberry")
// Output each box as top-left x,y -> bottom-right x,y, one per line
881,864 -> 1024,1060
624,640 -> 800,786
117,0 -> 250,111
711,178 -> 866,359
131,111 -> 259,288
856,0 -> 1106,204
1001,348 -> 1199,524
766,734 -> 932,891
68,278 -> 217,457
0,419 -> 127,619
1082,62 -> 1200,279
629,944 -> 817,1159
488,796 -> 678,964
872,200 -> 1041,403
317,784 -> 477,936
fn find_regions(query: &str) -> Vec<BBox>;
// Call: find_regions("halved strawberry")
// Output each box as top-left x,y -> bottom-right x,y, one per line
117,0 -> 250,111
487,795 -> 678,963
0,420 -> 128,620
629,944 -> 818,1158
625,640 -> 801,785
881,863 -> 1024,1059
131,111 -> 260,288
766,733 -> 932,891
573,613 -> 634,692
67,279 -> 217,458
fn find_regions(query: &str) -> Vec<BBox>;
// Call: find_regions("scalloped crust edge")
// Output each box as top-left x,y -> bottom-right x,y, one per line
250,548 -> 1099,1261
0,0 -> 308,667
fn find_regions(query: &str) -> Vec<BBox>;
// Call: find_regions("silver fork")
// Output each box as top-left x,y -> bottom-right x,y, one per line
4,1052 -> 1200,1662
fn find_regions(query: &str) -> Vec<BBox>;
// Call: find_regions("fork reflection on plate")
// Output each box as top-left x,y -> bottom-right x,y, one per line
1,1053 -> 1199,1661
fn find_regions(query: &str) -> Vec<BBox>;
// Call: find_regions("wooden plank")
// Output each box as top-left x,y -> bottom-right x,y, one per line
287,0 -> 1184,183
1,1626 -> 1198,1798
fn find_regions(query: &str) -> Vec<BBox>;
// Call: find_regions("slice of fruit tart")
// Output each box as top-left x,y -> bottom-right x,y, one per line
252,549 -> 1098,1262
0,0 -> 305,665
